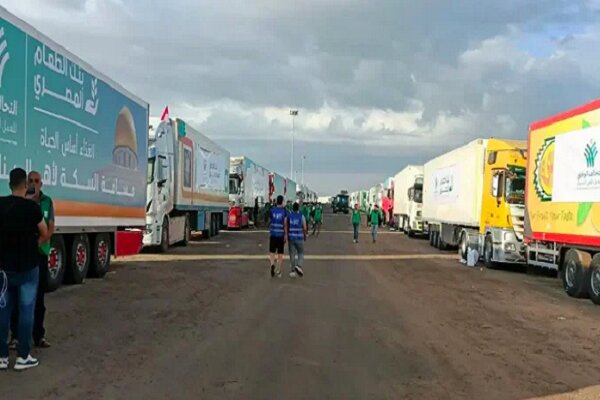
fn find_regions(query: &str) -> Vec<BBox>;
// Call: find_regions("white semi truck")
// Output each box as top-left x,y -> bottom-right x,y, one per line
0,7 -> 149,291
393,166 -> 424,236
228,156 -> 269,228
144,118 -> 230,252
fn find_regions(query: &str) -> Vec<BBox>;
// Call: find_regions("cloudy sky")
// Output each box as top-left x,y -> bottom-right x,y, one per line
4,0 -> 600,195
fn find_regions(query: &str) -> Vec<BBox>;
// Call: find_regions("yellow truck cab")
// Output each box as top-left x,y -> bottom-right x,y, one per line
423,138 -> 527,268
478,139 -> 527,266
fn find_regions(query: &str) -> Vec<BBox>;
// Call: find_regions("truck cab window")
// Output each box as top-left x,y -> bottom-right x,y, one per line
505,173 -> 525,205
147,157 -> 155,184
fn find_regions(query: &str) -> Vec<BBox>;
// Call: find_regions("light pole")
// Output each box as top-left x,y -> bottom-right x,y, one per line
290,109 -> 298,181
301,155 -> 306,187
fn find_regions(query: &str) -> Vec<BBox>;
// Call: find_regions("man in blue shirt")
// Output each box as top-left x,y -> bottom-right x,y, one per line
269,195 -> 287,278
285,202 -> 307,278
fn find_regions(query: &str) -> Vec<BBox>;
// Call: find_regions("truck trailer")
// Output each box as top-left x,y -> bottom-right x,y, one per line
525,99 -> 600,304
0,7 -> 149,291
228,156 -> 269,229
423,138 -> 526,267
144,118 -> 230,252
393,166 -> 424,236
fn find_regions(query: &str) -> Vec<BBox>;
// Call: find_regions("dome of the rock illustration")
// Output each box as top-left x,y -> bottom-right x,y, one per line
113,106 -> 138,170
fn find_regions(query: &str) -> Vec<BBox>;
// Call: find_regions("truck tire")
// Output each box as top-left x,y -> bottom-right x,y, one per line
402,218 -> 408,233
407,220 -> 415,238
562,249 -> 591,299
46,235 -> 66,292
484,235 -> 497,269
89,233 -> 111,278
429,231 -> 435,247
459,232 -> 468,262
159,219 -> 169,253
588,254 -> 600,305
432,231 -> 440,249
67,234 -> 90,284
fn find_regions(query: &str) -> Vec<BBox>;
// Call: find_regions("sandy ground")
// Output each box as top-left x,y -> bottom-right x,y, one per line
2,211 -> 600,399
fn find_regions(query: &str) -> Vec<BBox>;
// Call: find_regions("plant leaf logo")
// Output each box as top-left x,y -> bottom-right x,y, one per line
0,27 -> 10,88
585,140 -> 598,169
533,137 -> 555,202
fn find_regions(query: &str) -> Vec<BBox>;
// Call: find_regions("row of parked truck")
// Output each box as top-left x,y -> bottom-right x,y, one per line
353,100 -> 600,305
0,7 -> 315,292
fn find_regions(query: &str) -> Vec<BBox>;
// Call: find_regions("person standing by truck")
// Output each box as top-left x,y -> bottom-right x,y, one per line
368,205 -> 383,243
0,168 -> 49,371
268,195 -> 287,278
9,171 -> 54,350
285,202 -> 307,278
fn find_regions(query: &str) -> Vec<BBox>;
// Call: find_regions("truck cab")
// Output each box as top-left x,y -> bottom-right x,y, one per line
227,167 -> 248,229
405,176 -> 424,235
477,139 -> 526,266
333,193 -> 350,214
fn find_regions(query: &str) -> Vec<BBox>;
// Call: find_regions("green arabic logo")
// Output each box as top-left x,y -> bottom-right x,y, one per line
585,140 -> 598,168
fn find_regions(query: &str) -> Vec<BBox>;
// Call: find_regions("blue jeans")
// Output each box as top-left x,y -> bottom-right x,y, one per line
371,224 -> 378,241
288,240 -> 304,271
0,267 -> 39,358
353,223 -> 359,241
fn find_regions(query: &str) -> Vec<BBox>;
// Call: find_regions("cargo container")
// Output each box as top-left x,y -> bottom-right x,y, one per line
382,177 -> 394,224
144,118 -> 229,251
393,166 -> 424,236
423,138 -> 527,267
228,156 -> 269,228
0,7 -> 149,291
525,99 -> 600,304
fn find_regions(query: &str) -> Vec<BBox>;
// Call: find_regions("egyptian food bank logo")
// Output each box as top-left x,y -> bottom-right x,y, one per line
533,137 -> 554,202
576,139 -> 600,190
0,26 -> 10,88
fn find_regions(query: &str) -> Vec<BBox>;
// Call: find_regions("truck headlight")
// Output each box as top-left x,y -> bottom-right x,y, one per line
504,243 -> 516,252
145,225 -> 153,234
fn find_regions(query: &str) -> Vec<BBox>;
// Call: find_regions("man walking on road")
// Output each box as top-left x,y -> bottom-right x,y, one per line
10,171 -> 54,350
368,205 -> 383,243
311,203 -> 323,237
351,203 -> 363,243
268,195 -> 287,278
0,168 -> 49,371
285,202 -> 307,278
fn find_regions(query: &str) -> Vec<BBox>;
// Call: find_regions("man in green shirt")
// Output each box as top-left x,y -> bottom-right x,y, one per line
311,203 -> 323,237
368,205 -> 382,243
351,204 -> 363,243
10,171 -> 54,349
301,202 -> 311,222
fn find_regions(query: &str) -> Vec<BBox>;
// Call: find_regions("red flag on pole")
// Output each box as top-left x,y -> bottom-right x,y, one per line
160,106 -> 169,121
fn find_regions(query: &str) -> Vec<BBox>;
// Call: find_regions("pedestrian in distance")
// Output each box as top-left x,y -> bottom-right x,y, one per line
285,202 -> 307,278
351,203 -> 364,243
268,195 -> 287,278
10,171 -> 54,351
0,168 -> 50,371
311,203 -> 323,237
368,205 -> 383,243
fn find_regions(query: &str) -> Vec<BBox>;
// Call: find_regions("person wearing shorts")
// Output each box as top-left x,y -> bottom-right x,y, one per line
269,195 -> 287,277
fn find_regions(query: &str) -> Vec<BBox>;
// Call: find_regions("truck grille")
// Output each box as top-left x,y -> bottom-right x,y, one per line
509,204 -> 525,241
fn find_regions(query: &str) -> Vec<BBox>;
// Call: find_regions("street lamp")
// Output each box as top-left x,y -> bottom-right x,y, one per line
290,109 -> 298,181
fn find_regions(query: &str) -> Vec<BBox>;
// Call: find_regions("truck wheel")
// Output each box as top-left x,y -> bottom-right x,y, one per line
432,231 -> 440,249
89,233 -> 111,278
67,234 -> 90,284
562,249 -> 591,298
459,232 -> 468,262
159,219 -> 169,253
429,231 -> 435,246
407,220 -> 415,238
589,255 -> 600,305
46,235 -> 66,292
402,218 -> 408,233
484,235 -> 497,269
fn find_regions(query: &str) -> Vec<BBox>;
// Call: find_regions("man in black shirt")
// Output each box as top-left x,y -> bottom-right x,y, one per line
0,168 -> 48,371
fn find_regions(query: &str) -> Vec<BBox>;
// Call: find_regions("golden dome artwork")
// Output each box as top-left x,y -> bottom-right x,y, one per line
113,106 -> 138,170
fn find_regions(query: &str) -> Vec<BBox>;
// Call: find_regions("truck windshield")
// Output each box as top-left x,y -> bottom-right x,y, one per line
229,177 -> 239,195
147,157 -> 155,184
336,195 -> 349,205
505,175 -> 525,205
413,189 -> 423,204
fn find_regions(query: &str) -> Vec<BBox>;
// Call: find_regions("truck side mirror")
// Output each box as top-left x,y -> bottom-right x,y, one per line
491,174 -> 500,198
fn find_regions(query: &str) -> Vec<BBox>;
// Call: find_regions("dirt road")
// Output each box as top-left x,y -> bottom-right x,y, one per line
3,212 -> 600,399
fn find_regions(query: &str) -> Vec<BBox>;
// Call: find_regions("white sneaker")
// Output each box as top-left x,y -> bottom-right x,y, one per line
14,355 -> 39,371
0,357 -> 8,370
275,269 -> 282,278
295,266 -> 304,277
289,271 -> 297,278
